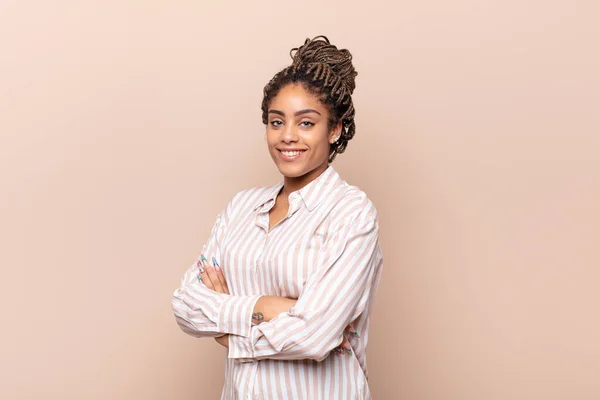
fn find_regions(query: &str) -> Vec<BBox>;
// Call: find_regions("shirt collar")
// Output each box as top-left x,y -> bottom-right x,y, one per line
252,165 -> 344,213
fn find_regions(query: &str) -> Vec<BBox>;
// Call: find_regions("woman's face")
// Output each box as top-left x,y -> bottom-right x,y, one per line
266,83 -> 341,181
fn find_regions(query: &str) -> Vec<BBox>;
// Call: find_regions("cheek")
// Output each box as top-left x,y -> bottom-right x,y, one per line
266,134 -> 279,153
301,130 -> 330,149
265,130 -> 276,144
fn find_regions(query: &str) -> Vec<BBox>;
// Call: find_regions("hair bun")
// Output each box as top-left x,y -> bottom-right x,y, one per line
289,35 -> 358,95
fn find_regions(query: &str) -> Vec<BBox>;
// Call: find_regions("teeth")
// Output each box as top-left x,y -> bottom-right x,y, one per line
282,151 -> 303,157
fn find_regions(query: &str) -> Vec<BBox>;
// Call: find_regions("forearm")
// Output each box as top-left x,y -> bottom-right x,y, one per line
228,304 -> 349,362
173,273 -> 262,337
228,224 -> 382,362
252,295 -> 297,324
172,284 -> 226,337
214,295 -> 296,349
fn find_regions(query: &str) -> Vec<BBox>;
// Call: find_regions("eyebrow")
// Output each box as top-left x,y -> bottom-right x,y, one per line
268,109 -> 322,117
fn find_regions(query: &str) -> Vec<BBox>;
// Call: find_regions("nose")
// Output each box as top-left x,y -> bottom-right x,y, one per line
281,123 -> 299,143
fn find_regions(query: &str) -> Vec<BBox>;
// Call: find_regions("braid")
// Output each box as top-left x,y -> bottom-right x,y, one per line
261,35 -> 358,163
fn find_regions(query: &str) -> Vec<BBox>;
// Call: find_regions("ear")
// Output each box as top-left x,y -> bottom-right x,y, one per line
329,120 -> 343,144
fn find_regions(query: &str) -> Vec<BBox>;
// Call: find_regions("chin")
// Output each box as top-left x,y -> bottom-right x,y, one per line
276,163 -> 308,178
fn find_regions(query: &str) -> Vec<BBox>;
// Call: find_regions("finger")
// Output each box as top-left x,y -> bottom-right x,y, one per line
200,256 -> 221,292
332,335 -> 352,355
332,343 -> 352,356
204,260 -> 225,293
341,337 -> 353,355
333,337 -> 344,353
344,325 -> 360,338
216,269 -> 229,294
212,257 -> 230,295
198,255 -> 215,290
341,337 -> 350,349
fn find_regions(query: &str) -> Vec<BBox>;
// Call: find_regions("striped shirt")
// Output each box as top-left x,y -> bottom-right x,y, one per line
172,165 -> 383,399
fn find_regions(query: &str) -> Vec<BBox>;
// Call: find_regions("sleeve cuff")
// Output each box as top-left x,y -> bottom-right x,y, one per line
217,294 -> 262,337
228,333 -> 255,360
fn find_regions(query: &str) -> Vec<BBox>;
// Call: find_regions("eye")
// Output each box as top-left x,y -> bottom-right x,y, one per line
300,121 -> 315,127
270,120 -> 283,127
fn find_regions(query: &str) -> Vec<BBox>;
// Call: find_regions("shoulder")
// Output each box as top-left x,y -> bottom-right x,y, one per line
331,182 -> 379,228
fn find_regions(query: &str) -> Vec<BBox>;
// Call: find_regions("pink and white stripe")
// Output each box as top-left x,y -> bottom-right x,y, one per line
172,165 -> 383,399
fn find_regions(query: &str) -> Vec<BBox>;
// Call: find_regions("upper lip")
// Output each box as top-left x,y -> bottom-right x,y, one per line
278,148 -> 307,151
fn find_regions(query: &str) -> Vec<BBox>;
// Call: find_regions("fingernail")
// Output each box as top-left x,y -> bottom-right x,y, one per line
212,256 -> 220,267
346,348 -> 353,355
201,254 -> 207,262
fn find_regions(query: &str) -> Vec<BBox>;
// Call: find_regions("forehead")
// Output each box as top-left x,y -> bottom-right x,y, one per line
269,84 -> 327,114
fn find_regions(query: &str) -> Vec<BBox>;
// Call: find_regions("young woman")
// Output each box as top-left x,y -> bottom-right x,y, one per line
172,35 -> 383,400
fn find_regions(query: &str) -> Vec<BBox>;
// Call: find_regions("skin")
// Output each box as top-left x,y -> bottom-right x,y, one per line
201,83 -> 356,354
266,83 -> 341,197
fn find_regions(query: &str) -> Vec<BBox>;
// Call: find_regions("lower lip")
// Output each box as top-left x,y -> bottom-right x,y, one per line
278,150 -> 306,162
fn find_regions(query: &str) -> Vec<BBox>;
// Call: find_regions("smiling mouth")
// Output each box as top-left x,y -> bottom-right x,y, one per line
279,149 -> 306,157
277,149 -> 307,161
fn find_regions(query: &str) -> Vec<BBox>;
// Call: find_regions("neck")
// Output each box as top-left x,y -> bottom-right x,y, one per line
280,163 -> 329,199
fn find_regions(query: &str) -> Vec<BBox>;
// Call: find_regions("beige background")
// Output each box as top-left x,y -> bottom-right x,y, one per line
1,1 -> 599,399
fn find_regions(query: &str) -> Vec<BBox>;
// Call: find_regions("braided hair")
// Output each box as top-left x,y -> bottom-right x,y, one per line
261,35 -> 358,163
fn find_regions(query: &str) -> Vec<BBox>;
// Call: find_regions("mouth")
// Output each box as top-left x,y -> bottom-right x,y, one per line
277,149 -> 307,161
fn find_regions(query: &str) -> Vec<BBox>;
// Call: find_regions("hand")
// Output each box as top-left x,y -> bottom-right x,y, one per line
214,334 -> 229,348
197,255 -> 229,294
332,325 -> 360,356
196,255 -> 231,348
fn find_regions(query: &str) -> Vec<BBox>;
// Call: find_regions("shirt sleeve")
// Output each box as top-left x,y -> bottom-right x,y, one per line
228,206 -> 383,362
171,191 -> 263,339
